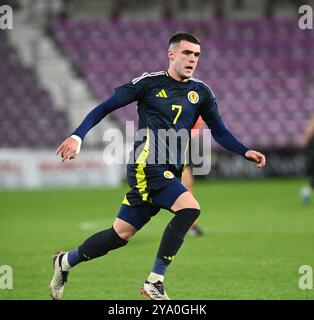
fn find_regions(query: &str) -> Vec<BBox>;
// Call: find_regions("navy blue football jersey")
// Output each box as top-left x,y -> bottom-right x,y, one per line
115,70 -> 220,175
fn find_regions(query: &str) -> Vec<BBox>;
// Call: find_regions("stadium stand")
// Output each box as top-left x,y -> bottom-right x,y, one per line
0,32 -> 70,148
49,18 -> 313,149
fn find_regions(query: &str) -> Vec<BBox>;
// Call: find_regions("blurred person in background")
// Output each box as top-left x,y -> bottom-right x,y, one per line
183,116 -> 207,237
299,115 -> 314,204
182,166 -> 204,236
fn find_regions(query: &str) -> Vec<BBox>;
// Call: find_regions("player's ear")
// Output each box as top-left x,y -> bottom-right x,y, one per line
168,48 -> 175,61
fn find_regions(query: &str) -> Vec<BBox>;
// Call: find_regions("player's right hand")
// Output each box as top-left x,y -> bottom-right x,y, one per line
56,137 -> 79,163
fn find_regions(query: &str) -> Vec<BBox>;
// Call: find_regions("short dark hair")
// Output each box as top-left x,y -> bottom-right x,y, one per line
169,32 -> 201,46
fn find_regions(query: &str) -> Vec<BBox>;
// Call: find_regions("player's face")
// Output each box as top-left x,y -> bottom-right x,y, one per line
168,40 -> 201,81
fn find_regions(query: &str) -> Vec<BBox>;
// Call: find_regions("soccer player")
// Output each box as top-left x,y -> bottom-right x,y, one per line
50,33 -> 266,300
299,115 -> 314,204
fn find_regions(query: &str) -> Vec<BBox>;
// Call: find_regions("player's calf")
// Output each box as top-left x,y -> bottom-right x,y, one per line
77,226 -> 128,262
60,226 -> 129,272
142,207 -> 200,300
156,207 -> 200,265
49,223 -> 135,299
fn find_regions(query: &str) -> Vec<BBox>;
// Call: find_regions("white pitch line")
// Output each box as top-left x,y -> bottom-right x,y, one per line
79,218 -> 113,231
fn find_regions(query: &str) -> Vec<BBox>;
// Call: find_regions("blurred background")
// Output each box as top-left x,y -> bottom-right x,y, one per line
1,0 -> 314,300
0,0 -> 313,187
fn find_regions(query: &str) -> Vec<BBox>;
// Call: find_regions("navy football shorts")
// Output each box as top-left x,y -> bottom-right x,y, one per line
117,164 -> 188,230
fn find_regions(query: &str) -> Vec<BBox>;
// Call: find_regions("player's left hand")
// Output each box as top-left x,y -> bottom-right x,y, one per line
244,150 -> 266,168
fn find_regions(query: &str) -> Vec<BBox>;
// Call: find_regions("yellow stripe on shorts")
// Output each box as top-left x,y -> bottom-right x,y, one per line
135,128 -> 150,201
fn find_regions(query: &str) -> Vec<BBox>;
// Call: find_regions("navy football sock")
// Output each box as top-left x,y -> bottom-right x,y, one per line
67,248 -> 81,267
153,208 -> 200,276
67,227 -> 128,267
152,257 -> 168,276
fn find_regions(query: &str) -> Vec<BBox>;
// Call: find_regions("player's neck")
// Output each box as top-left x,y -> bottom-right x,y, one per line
167,69 -> 189,83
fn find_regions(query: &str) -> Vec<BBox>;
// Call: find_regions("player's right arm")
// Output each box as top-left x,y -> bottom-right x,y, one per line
56,136 -> 81,163
56,93 -> 126,162
56,75 -> 147,162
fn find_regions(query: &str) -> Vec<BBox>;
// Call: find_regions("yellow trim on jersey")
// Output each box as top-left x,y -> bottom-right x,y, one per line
155,89 -> 168,98
122,195 -> 130,206
135,128 -> 150,201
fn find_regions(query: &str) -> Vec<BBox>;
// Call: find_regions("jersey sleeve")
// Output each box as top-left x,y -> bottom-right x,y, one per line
71,74 -> 148,140
198,85 -> 249,157
199,86 -> 221,128
114,72 -> 148,105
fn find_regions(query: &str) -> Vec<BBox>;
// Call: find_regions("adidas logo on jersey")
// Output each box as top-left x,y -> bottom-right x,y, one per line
156,89 -> 168,98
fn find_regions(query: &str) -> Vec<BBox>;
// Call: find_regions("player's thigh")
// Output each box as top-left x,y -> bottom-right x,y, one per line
116,198 -> 160,237
171,191 -> 200,212
151,178 -> 199,212
182,166 -> 194,191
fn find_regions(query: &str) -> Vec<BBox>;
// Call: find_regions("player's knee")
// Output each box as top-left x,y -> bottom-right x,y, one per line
171,191 -> 200,212
167,208 -> 201,239
113,218 -> 137,241
176,207 -> 200,223
189,198 -> 200,211
115,230 -> 136,241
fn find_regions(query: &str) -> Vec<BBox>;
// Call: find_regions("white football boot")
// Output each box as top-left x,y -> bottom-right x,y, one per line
49,251 -> 69,300
140,280 -> 170,300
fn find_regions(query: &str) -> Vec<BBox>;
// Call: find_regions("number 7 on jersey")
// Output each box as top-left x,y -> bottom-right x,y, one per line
171,104 -> 182,124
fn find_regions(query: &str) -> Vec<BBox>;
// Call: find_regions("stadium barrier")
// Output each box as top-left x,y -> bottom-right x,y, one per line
0,149 -> 307,189
0,149 -> 123,189
209,150 -> 307,179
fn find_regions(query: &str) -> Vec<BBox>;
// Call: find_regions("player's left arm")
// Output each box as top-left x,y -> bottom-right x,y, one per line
243,150 -> 266,168
200,88 -> 266,168
209,119 -> 266,168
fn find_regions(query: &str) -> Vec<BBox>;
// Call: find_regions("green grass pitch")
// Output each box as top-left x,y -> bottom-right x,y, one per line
1,178 -> 313,300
